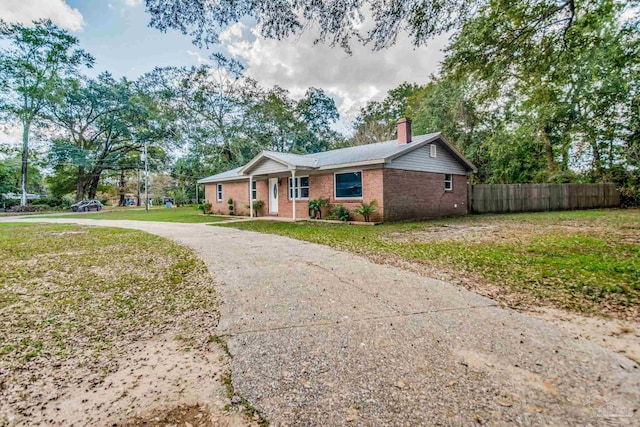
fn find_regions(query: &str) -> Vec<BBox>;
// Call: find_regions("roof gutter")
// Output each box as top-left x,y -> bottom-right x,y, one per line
316,159 -> 385,171
197,175 -> 250,184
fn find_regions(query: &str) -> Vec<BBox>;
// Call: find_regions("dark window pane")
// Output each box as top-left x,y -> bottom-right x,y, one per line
300,176 -> 309,187
300,187 -> 309,198
335,172 -> 362,198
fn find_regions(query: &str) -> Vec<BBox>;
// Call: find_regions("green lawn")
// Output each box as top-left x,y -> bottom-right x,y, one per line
0,222 -> 218,370
218,209 -> 640,319
36,206 -> 230,223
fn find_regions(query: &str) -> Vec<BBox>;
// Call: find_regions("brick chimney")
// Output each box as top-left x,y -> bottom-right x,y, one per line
397,117 -> 412,145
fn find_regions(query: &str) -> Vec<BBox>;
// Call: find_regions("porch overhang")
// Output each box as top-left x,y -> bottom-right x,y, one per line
240,151 -> 317,177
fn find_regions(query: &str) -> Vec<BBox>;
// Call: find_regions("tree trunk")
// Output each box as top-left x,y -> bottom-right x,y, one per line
20,121 -> 31,206
136,169 -> 141,206
592,145 -> 602,179
76,166 -> 86,202
540,128 -> 556,173
87,168 -> 102,200
119,169 -> 126,206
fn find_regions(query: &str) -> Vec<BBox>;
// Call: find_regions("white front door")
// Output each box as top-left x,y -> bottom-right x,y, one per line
269,178 -> 279,214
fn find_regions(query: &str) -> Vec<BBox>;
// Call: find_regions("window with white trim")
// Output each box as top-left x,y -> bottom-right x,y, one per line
430,144 -> 437,158
216,183 -> 223,201
251,180 -> 257,200
444,174 -> 453,191
334,171 -> 363,198
288,176 -> 309,199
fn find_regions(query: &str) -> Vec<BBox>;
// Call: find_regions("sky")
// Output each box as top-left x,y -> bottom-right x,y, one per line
0,0 -> 449,138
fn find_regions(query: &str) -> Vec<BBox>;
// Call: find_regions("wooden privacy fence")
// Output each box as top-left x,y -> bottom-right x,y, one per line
468,183 -> 620,214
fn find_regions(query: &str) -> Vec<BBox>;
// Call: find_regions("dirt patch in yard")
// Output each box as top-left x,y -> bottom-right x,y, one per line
0,224 -> 259,426
2,332 -> 255,426
529,307 -> 640,364
384,218 -> 638,246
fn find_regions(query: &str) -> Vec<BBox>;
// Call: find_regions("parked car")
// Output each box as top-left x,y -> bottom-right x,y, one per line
71,200 -> 103,212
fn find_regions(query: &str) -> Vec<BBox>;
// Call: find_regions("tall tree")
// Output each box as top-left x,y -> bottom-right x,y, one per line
353,82 -> 422,143
146,65 -> 262,171
47,73 -> 178,200
0,20 -> 93,205
444,0 -> 639,181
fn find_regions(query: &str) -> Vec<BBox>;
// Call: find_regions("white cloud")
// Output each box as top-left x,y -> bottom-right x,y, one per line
186,50 -> 210,64
0,124 -> 21,146
123,0 -> 143,6
220,23 -> 449,125
0,0 -> 84,32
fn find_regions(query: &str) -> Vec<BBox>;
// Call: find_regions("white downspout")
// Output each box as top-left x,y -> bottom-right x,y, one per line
291,169 -> 296,221
249,175 -> 253,218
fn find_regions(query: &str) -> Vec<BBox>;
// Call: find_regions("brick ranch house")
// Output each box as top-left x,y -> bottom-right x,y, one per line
198,119 -> 476,222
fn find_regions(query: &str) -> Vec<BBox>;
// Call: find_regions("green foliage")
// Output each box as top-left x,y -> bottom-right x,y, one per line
198,203 -> 212,214
0,150 -> 45,194
46,72 -> 179,201
354,200 -> 378,222
168,187 -> 189,205
0,20 -> 93,204
155,65 -> 342,188
31,196 -> 70,210
308,197 -> 330,219
145,0 -> 475,51
0,158 -> 17,196
246,200 -> 265,216
328,204 -> 350,221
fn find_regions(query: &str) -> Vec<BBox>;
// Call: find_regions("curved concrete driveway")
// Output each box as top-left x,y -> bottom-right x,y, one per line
4,218 -> 639,425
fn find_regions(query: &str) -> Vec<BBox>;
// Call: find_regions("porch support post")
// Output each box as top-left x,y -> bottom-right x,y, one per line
249,175 -> 254,218
291,169 -> 296,221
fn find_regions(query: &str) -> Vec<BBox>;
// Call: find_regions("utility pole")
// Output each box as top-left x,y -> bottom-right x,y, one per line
143,142 -> 149,211
195,182 -> 199,205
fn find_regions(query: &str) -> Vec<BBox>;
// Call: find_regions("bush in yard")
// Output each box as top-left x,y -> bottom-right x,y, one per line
1,197 -> 21,211
31,196 -> 70,210
355,200 -> 378,222
308,197 -> 329,219
9,205 -> 41,213
328,204 -> 350,221
620,186 -> 640,208
246,200 -> 265,216
227,198 -> 234,215
198,202 -> 212,213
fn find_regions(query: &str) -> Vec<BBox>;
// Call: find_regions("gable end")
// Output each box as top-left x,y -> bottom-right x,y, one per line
386,139 -> 468,175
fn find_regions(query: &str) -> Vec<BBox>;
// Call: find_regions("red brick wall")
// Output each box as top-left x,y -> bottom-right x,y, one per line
205,180 -> 270,216
383,169 -> 468,221
274,169 -> 384,221
205,181 -> 250,215
253,180 -> 269,216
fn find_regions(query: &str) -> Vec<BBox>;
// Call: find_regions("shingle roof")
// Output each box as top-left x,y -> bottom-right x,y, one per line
262,151 -> 318,168
252,133 -> 441,171
198,132 -> 474,183
197,166 -> 244,183
306,133 -> 439,167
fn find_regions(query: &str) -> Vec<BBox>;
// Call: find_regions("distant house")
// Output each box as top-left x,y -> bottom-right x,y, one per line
198,118 -> 476,222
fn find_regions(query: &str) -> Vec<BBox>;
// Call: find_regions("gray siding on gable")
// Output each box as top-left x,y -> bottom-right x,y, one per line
250,158 -> 289,175
386,141 -> 467,175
